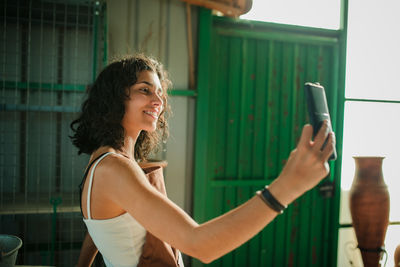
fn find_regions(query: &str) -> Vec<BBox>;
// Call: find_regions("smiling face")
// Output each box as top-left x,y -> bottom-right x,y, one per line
121,70 -> 164,137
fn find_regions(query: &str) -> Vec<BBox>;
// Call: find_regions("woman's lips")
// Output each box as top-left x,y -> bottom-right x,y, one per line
143,110 -> 158,119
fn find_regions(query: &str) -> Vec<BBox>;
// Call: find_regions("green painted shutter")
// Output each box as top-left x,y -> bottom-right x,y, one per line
193,9 -> 345,267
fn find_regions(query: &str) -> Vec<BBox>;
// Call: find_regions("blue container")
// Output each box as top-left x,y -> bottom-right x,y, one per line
0,235 -> 22,267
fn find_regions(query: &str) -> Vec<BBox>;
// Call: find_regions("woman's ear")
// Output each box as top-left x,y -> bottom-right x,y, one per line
125,85 -> 132,99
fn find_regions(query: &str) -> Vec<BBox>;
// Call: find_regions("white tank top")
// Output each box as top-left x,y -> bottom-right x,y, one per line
83,152 -> 146,267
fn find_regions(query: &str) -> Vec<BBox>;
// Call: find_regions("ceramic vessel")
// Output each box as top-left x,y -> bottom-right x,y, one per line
349,157 -> 390,267
394,244 -> 400,267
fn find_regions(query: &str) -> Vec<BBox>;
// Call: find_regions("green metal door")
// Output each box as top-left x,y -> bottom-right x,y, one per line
193,9 -> 346,267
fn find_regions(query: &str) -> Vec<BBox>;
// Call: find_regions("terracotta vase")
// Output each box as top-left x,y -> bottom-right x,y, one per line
395,244 -> 400,267
349,157 -> 390,267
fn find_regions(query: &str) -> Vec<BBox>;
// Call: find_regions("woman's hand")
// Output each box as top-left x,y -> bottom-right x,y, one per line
268,121 -> 336,205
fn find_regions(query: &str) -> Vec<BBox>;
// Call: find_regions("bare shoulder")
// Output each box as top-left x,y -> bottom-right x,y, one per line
92,153 -> 159,214
94,153 -> 150,192
97,153 -> 131,171
81,152 -> 152,219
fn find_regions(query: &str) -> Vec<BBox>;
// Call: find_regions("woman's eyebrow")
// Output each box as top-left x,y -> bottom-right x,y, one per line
137,81 -> 154,87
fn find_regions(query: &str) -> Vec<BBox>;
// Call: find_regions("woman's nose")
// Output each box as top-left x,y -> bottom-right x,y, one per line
152,92 -> 163,106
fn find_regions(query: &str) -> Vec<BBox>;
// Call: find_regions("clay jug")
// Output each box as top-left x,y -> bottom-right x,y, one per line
394,244 -> 400,267
349,157 -> 390,267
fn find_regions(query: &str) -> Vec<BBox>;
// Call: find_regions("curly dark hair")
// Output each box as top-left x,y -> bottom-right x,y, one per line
70,54 -> 171,161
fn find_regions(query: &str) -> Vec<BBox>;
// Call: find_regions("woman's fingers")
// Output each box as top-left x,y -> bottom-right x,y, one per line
321,132 -> 335,162
276,123 -> 337,197
298,121 -> 335,163
313,121 -> 329,151
298,124 -> 313,149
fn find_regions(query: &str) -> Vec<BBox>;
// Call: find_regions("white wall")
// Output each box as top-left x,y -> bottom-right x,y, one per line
107,0 -> 197,214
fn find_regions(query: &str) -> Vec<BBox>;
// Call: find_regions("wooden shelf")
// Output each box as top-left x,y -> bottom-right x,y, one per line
0,193 -> 81,215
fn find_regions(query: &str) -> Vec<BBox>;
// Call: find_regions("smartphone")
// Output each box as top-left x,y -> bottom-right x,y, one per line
304,82 -> 337,161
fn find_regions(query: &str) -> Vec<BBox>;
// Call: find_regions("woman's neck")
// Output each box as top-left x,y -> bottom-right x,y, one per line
121,135 -> 137,160
91,131 -> 140,162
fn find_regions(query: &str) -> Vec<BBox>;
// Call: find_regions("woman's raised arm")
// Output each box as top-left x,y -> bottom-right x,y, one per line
105,122 -> 334,263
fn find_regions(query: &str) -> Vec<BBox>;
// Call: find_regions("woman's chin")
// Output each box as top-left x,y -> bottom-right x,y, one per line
143,125 -> 157,133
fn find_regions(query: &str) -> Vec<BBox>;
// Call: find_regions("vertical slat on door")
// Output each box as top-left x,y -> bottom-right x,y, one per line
248,39 -> 269,267
235,37 -> 251,267
288,43 -> 306,266
223,37 -> 242,267
261,39 -> 277,266
217,35 -> 230,267
281,42 -> 295,266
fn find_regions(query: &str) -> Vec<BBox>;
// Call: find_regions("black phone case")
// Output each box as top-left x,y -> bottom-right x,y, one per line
304,82 -> 337,161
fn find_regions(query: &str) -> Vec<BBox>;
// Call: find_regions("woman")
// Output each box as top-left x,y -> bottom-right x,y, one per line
71,54 -> 335,266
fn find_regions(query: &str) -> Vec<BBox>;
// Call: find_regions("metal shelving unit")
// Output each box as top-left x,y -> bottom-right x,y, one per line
0,0 -> 106,265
